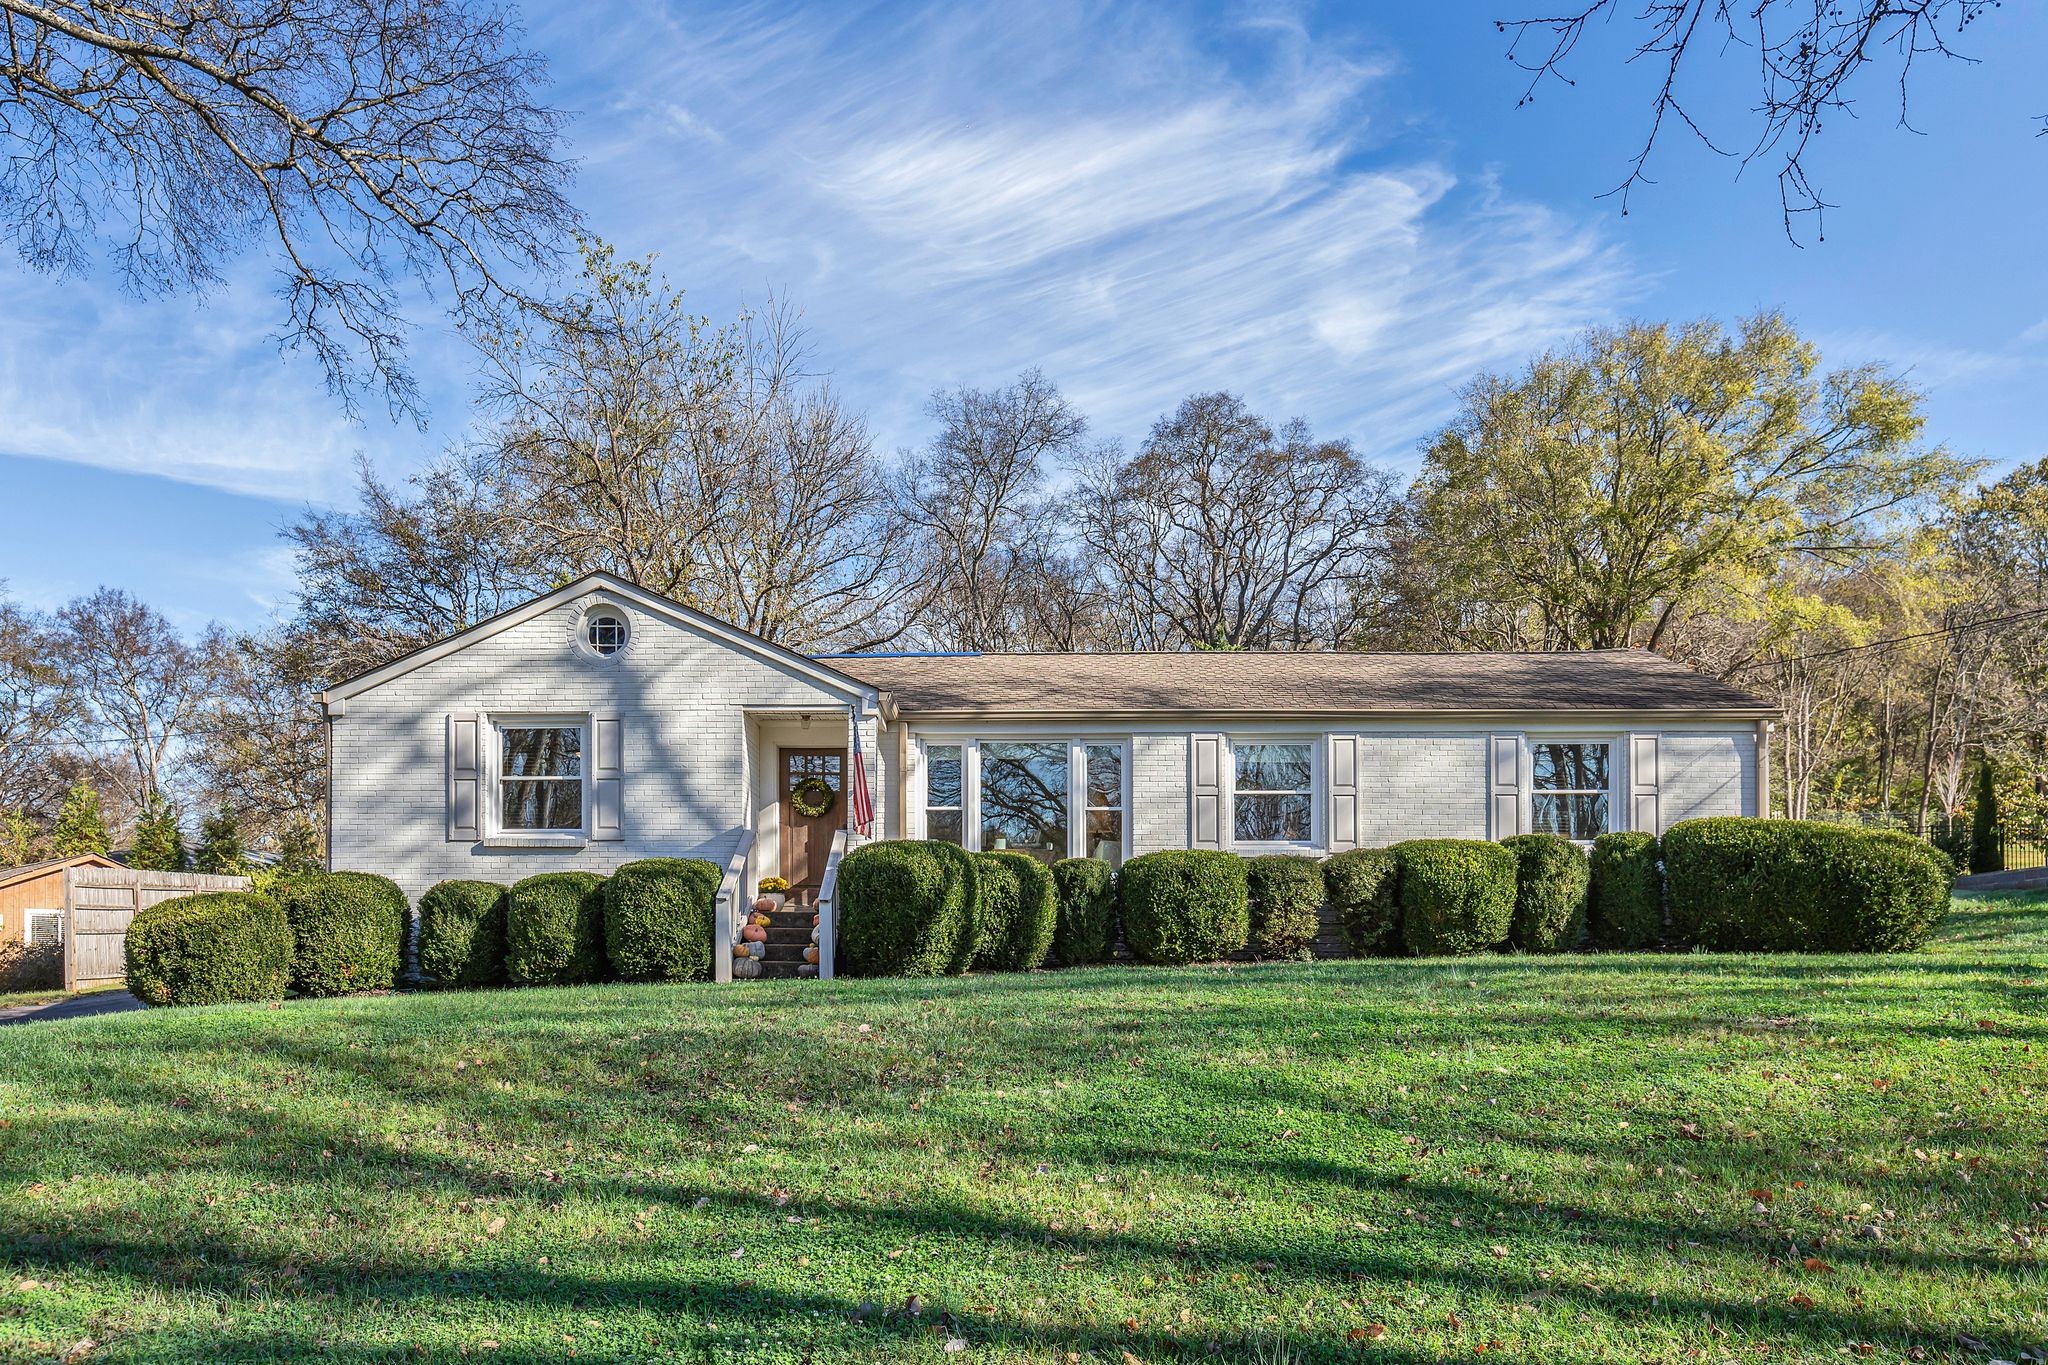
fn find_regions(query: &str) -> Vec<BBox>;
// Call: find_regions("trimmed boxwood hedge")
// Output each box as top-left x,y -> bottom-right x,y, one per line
1393,839 -> 1516,957
603,858 -> 722,982
506,871 -> 608,985
1589,832 -> 1662,948
270,870 -> 407,996
416,880 -> 509,988
1323,848 -> 1400,956
1663,817 -> 1952,952
1246,854 -> 1324,960
1501,833 -> 1589,953
836,839 -> 981,978
1049,857 -> 1117,966
971,850 -> 1058,972
126,891 -> 293,1006
1119,849 -> 1249,966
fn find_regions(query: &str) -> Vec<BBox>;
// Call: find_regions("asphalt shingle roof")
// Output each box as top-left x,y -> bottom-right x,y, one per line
827,649 -> 1772,717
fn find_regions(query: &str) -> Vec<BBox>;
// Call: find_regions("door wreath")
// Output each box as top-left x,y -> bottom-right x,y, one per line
790,775 -> 837,819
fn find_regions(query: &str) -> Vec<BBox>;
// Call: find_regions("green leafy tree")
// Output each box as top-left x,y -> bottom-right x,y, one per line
274,815 -> 324,874
1969,757 -> 2001,875
49,782 -> 110,857
194,808 -> 248,876
1386,314 -> 1970,651
1,809 -> 43,867
129,795 -> 187,871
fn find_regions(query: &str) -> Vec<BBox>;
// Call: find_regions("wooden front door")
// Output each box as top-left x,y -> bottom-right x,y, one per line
779,748 -> 846,903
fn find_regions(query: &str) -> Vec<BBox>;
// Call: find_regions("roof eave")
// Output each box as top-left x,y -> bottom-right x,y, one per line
887,705 -> 1781,724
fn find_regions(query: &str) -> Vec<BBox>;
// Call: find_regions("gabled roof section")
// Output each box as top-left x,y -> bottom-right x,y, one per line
0,852 -> 120,890
319,571 -> 882,708
829,649 -> 1774,717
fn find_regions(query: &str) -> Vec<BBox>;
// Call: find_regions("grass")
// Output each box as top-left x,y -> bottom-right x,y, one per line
0,893 -> 2042,1364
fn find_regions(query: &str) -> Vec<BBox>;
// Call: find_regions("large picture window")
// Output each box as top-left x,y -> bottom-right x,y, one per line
980,741 -> 1069,864
925,744 -> 963,845
1233,741 -> 1313,844
1532,741 -> 1610,840
1083,743 -> 1125,867
500,725 -> 584,831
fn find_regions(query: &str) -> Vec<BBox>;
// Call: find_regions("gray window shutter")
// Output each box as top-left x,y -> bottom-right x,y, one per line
1190,733 -> 1224,849
591,715 -> 624,841
1629,733 -> 1660,835
1489,734 -> 1523,839
1327,734 -> 1359,852
447,714 -> 482,842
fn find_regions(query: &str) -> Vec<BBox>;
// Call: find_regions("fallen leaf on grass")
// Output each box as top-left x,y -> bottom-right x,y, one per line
1802,1257 -> 1833,1273
1788,1292 -> 1816,1311
484,1216 -> 505,1236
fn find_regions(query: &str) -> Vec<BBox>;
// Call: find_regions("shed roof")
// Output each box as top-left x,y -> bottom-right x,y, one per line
827,649 -> 1772,718
0,852 -> 120,891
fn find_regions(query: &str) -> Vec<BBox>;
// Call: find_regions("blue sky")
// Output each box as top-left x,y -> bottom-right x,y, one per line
4,1 -> 2044,633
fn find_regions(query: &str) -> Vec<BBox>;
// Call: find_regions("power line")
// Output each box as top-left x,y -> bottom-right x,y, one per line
1724,601 -> 2048,675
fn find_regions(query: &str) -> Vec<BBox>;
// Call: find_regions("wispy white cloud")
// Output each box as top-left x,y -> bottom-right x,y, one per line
548,0 -> 1636,468
0,267 -> 439,504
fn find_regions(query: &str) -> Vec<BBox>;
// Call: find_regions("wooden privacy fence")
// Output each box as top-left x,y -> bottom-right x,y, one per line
61,866 -> 251,991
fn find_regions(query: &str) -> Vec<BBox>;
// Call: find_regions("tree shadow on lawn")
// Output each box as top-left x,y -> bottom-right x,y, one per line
7,1055 -> 2040,1360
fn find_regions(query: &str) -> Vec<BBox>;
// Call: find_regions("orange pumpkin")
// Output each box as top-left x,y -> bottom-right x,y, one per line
741,923 -> 767,943
803,945 -> 820,964
732,940 -> 751,957
751,896 -> 776,913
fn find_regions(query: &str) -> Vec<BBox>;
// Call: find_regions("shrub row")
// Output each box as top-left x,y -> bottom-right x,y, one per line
129,858 -> 723,1006
1662,818 -> 1951,952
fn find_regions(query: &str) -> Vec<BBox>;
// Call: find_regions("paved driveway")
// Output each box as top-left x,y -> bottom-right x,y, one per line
1954,868 -> 2048,893
0,991 -> 146,1026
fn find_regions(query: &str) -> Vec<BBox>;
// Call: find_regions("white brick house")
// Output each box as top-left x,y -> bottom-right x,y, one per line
322,571 -> 1774,977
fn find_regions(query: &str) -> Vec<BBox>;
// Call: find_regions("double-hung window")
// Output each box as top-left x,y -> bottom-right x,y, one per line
1082,743 -> 1125,866
1531,741 -> 1610,840
1232,741 -> 1313,845
925,744 -> 964,845
499,724 -> 585,832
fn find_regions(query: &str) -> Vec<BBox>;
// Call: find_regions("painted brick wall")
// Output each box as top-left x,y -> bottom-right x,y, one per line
1131,732 -> 1189,854
1660,733 -> 1756,825
330,593 -> 863,902
1354,734 -> 1490,846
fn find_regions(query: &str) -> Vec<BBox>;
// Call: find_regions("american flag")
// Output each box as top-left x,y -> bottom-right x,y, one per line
849,729 -> 876,837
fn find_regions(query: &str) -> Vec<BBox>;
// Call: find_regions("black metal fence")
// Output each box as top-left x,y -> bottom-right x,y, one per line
1994,835 -> 2048,872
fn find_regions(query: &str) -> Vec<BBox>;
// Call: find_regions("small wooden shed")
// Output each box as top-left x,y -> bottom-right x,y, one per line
0,853 -> 121,952
0,855 -> 251,992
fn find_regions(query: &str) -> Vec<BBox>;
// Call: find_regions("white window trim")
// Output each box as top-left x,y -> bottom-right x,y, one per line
913,734 -> 1132,863
484,712 -> 591,847
1226,735 -> 1322,853
1527,735 -> 1621,843
23,908 -> 62,949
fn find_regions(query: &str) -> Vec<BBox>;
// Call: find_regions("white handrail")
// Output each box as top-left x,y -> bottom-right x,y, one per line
814,827 -> 849,981
713,828 -> 755,984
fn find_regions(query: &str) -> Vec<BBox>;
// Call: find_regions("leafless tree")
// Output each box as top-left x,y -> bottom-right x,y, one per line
1500,1 -> 2015,239
50,586 -> 213,808
287,451 -> 550,680
0,0 -> 576,416
1075,393 -> 1397,651
696,384 -> 920,650
0,591 -> 76,820
187,627 -> 327,849
895,370 -> 1088,651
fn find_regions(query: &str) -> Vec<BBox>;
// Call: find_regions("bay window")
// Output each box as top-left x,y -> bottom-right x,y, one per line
1531,741 -> 1610,840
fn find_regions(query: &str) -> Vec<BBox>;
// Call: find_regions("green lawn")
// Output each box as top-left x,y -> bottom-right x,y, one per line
1,895 -> 2042,1364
